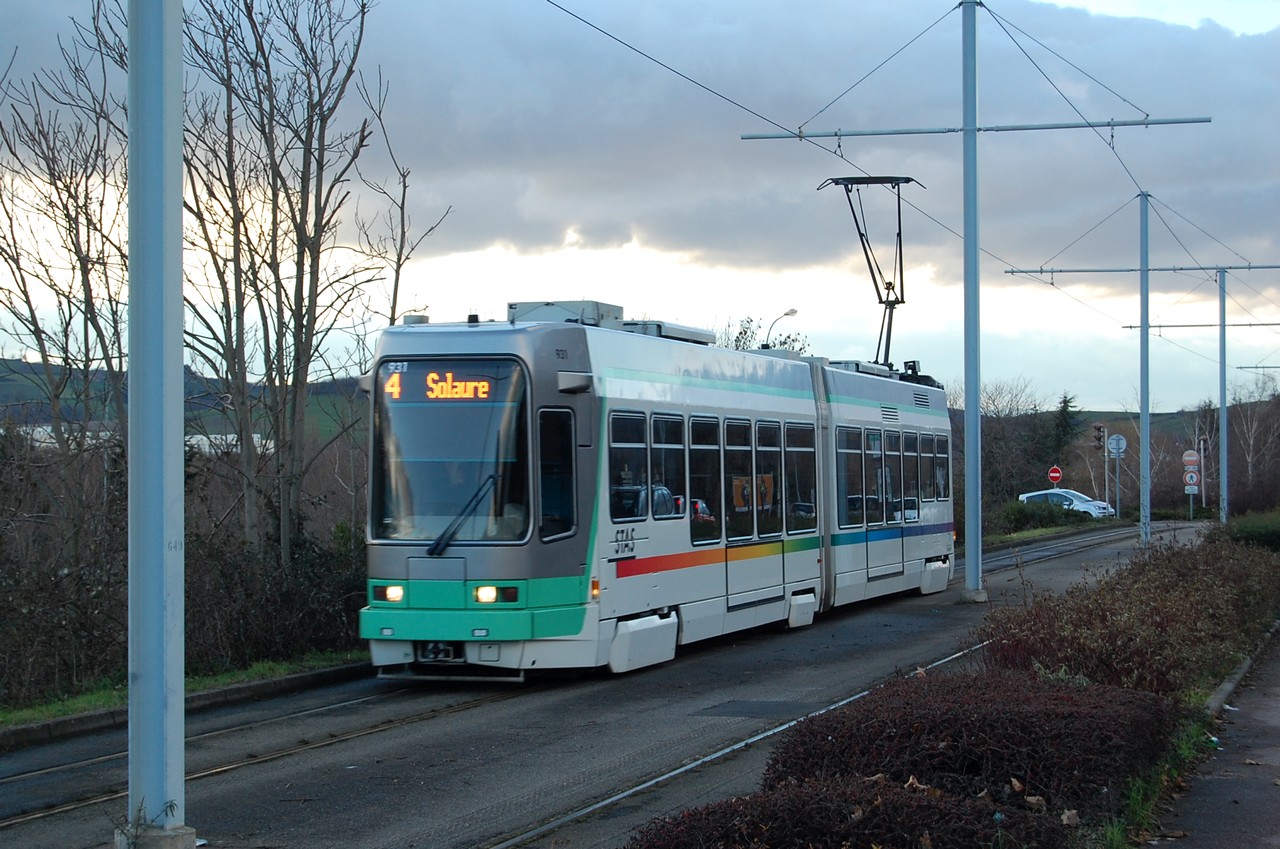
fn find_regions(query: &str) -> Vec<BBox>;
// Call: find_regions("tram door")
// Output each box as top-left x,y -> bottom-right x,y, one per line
833,427 -> 868,604
688,416 -> 729,588
723,420 -> 785,601
865,429 -> 905,578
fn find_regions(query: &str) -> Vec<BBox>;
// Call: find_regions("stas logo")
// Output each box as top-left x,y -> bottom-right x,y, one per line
425,371 -> 491,400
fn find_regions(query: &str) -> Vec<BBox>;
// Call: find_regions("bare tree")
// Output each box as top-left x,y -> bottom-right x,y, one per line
0,0 -> 131,702
978,376 -> 1047,505
183,0 -> 382,562
716,316 -> 809,353
354,70 -> 450,329
1229,373 -> 1280,511
0,0 -> 423,705
0,1 -> 129,450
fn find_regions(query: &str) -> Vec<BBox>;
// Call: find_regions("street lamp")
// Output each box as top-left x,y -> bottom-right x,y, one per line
763,308 -> 798,348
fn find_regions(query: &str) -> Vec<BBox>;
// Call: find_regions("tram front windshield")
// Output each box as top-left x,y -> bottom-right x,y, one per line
373,358 -> 529,543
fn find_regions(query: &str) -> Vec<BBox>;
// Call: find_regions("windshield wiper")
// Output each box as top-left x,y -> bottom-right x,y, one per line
427,473 -> 497,557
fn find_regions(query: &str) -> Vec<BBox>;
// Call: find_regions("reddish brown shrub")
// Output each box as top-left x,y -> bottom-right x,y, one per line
762,670 -> 1176,821
625,777 -> 1068,849
974,539 -> 1280,700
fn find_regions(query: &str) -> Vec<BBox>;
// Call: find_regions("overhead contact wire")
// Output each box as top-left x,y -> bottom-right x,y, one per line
543,0 -> 806,148
983,4 -> 1145,191
544,2 -> 1272,353
799,6 -> 955,133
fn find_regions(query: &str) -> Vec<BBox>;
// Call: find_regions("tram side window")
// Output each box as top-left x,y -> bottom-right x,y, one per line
864,429 -> 886,524
538,409 -> 575,540
936,434 -> 952,499
651,415 -> 684,519
756,422 -> 783,536
785,423 -> 818,533
901,432 -> 920,522
884,431 -> 903,523
724,420 -> 754,540
836,426 -> 864,528
920,433 -> 937,501
689,417 -> 723,543
609,413 -> 648,521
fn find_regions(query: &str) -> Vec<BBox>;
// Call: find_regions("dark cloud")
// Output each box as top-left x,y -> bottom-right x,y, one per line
3,0 -> 1277,407
347,0 -> 1280,305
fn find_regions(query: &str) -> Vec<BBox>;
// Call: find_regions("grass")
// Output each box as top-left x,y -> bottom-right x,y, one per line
982,521 -> 1112,549
1090,713 -> 1219,848
0,649 -> 365,730
956,516 -> 1122,555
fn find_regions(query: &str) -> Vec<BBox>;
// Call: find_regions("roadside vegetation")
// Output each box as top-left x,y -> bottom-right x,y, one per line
0,650 -> 363,730
5,0 -> 1280,728
0,427 -> 367,716
625,520 -> 1280,849
5,0 -> 1280,791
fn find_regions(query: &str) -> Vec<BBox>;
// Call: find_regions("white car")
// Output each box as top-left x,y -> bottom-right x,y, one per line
1018,488 -> 1116,518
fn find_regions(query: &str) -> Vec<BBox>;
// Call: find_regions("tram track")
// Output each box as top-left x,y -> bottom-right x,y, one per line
0,526 -> 1138,834
484,523 -> 1196,849
483,641 -> 989,849
0,685 -> 535,830
1,523 -> 1196,846
1,685 -> 418,790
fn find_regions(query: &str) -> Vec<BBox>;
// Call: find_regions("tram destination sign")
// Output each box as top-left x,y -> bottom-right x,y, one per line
380,360 -> 504,402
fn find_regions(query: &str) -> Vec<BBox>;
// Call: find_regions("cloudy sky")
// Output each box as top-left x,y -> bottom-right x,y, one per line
9,1 -> 1280,412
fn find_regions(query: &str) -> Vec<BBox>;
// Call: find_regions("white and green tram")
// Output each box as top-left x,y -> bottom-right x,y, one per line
360,301 -> 953,679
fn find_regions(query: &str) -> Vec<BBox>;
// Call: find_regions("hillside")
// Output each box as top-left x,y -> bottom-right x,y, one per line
0,358 -> 361,426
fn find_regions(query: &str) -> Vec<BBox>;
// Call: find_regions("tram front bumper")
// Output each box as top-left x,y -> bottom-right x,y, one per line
359,604 -> 588,643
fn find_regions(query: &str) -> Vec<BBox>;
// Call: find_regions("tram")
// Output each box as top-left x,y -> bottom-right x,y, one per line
359,301 -> 954,679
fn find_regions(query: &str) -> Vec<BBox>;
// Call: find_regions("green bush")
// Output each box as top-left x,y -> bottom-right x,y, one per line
989,499 -> 1091,535
1212,509 -> 1280,552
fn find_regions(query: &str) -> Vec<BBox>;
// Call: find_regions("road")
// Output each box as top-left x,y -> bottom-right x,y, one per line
0,522 -> 1202,849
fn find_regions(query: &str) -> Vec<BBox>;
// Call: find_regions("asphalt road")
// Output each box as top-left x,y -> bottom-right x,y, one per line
1,522 -> 1201,849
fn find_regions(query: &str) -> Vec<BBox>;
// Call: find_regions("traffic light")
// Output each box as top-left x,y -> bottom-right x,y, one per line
1093,422 -> 1105,451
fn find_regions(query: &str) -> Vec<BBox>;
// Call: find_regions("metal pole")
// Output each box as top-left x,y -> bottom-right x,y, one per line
1219,268 -> 1229,523
961,0 -> 986,601
1200,431 -> 1207,510
763,307 -> 797,347
1139,192 -> 1151,544
125,1 -> 192,845
1102,426 -> 1109,512
1115,452 -> 1121,518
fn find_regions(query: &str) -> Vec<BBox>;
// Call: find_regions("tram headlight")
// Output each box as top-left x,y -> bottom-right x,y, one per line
373,584 -> 405,603
474,585 -> 518,604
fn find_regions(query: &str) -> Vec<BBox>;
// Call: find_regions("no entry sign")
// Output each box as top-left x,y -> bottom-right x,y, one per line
1048,465 -> 1063,484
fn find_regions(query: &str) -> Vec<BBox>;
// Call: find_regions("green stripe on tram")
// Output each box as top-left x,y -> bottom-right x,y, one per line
599,366 -> 813,401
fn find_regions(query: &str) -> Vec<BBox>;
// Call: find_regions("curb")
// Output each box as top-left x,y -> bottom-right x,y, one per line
0,663 -> 372,753
1204,620 -> 1278,717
